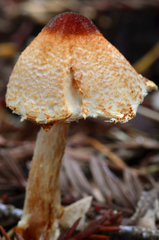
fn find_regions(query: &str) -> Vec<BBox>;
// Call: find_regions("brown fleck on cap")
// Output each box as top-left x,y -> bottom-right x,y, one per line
6,12 -> 157,129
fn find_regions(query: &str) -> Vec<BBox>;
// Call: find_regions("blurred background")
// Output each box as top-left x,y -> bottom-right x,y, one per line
0,0 -> 159,234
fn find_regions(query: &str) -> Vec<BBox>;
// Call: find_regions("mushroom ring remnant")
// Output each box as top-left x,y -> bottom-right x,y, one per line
6,12 -> 157,240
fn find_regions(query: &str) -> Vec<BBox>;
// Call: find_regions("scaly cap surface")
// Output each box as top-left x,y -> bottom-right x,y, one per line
6,12 -> 157,130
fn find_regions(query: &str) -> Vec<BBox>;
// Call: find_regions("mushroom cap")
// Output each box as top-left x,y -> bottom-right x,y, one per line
6,12 -> 157,130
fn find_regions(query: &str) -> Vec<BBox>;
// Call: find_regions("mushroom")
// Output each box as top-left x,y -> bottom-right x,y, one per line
6,12 -> 157,240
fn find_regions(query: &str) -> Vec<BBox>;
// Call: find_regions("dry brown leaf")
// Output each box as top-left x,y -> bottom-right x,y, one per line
63,155 -> 84,197
100,159 -> 134,208
90,156 -> 112,203
0,149 -> 26,188
60,167 -> 70,192
59,196 -> 92,230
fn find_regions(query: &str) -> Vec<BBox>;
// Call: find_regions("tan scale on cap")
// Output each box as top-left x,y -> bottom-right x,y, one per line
6,12 -> 157,130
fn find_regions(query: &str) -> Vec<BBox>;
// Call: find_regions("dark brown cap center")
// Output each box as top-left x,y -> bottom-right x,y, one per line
44,12 -> 98,36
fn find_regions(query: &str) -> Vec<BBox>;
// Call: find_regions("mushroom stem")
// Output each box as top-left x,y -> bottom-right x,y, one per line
17,122 -> 69,240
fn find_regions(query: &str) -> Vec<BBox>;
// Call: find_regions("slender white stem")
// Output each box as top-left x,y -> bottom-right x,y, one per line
17,122 -> 69,240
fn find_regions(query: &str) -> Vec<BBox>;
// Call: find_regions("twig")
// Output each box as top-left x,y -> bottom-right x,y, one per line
87,235 -> 109,239
15,232 -> 25,240
100,159 -> 135,208
119,225 -> 159,239
58,210 -> 121,240
58,218 -> 81,240
0,149 -> 26,188
125,187 -> 159,226
87,137 -> 126,169
90,156 -> 112,203
138,105 -> 159,123
0,226 -> 11,240
133,41 -> 159,73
